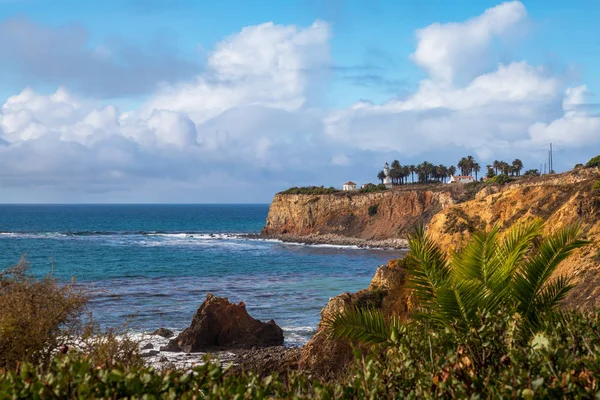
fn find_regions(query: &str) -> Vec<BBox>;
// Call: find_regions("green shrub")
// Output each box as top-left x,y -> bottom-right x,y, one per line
368,204 -> 378,216
359,183 -> 387,193
485,174 -> 513,185
574,163 -> 584,169
593,180 -> 600,191
0,258 -> 141,371
2,310 -> 600,398
279,186 -> 338,195
0,258 -> 88,370
585,155 -> 600,168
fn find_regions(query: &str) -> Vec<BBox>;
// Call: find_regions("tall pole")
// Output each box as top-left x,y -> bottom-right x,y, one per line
550,143 -> 553,173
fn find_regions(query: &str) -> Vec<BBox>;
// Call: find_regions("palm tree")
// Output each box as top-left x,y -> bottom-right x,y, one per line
493,160 -> 500,175
448,165 -> 457,178
326,220 -> 588,346
410,165 -> 416,184
457,157 -> 467,176
473,162 -> 480,180
391,160 -> 401,185
389,167 -> 401,186
512,159 -> 524,176
377,170 -> 386,184
466,155 -> 476,176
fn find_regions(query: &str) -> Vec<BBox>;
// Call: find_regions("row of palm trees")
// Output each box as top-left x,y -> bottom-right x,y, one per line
377,156 -> 526,185
488,159 -> 524,177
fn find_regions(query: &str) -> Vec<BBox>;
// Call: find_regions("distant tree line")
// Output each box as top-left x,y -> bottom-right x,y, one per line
376,156 -> 526,185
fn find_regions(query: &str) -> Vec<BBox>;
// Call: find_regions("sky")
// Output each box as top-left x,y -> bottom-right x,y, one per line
0,0 -> 599,203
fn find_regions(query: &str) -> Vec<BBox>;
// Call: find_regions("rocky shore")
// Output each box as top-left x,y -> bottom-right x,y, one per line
140,260 -> 407,378
258,233 -> 408,250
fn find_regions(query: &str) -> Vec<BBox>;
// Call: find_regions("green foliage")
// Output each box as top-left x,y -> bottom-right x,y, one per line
524,169 -> 541,177
367,204 -> 378,216
485,174 -> 514,185
0,258 -> 142,372
326,220 -> 589,349
585,155 -> 600,168
574,163 -> 584,169
3,310 -> 600,398
592,180 -> 600,191
359,184 -> 387,193
279,186 -> 338,195
0,258 -> 88,370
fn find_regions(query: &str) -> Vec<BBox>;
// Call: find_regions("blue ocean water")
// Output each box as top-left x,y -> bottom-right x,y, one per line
0,205 -> 402,345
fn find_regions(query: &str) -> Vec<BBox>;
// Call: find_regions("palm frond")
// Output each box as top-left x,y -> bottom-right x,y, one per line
405,226 -> 451,309
513,224 -> 589,319
494,219 -> 543,291
323,307 -> 398,345
534,276 -> 575,314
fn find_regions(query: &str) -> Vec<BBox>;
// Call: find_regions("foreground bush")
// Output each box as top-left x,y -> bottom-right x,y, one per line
0,258 -> 141,371
2,310 -> 600,398
0,258 -> 87,370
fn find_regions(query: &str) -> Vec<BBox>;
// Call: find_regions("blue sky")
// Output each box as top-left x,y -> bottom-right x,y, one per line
0,0 -> 599,202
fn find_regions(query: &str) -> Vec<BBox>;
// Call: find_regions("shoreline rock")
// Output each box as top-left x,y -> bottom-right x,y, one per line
256,233 -> 408,250
161,294 -> 284,353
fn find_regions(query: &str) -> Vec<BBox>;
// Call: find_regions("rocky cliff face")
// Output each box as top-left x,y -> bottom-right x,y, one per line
264,168 -> 600,308
427,168 -> 600,309
299,259 -> 410,379
262,189 -> 456,245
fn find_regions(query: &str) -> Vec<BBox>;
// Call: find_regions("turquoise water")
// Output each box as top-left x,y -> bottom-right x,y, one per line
0,205 -> 402,345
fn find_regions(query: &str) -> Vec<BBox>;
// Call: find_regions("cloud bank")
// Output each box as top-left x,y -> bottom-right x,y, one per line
0,2 -> 598,202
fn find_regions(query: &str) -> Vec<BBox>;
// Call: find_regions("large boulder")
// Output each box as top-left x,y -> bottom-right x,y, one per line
299,259 -> 410,379
162,294 -> 284,353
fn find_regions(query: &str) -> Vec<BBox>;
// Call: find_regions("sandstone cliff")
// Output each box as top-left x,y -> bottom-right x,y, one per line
427,168 -> 600,309
262,189 -> 457,247
264,168 -> 600,308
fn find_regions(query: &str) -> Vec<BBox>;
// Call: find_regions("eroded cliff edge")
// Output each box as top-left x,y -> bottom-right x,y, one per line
262,168 -> 600,307
261,188 -> 458,248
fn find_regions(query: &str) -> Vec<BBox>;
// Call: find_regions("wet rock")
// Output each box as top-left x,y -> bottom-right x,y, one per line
141,350 -> 160,358
162,294 -> 284,353
141,343 -> 154,350
151,328 -> 175,338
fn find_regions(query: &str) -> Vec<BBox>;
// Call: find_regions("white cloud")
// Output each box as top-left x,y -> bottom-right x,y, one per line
143,20 -> 330,124
411,1 -> 527,84
1,2 -> 599,202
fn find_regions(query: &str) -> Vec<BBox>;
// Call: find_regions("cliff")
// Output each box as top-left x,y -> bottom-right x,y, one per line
261,188 -> 457,247
263,168 -> 600,308
427,168 -> 600,309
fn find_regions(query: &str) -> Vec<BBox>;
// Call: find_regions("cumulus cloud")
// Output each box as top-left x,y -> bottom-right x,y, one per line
0,20 -> 335,201
325,1 -> 598,166
411,1 -> 527,84
1,2 -> 599,202
143,20 -> 330,124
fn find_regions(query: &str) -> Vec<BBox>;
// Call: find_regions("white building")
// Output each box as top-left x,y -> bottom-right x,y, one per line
448,175 -> 474,184
343,181 -> 357,191
383,162 -> 393,189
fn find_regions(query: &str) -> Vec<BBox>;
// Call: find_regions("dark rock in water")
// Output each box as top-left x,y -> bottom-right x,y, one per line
161,293 -> 284,353
141,350 -> 160,358
141,343 -> 154,350
151,328 -> 175,338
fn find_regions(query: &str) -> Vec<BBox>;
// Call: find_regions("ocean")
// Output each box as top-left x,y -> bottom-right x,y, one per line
0,204 -> 402,346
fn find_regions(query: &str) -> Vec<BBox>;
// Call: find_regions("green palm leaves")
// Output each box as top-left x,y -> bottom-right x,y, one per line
326,220 -> 590,345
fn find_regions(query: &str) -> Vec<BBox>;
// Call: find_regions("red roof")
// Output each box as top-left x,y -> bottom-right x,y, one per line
344,181 -> 356,185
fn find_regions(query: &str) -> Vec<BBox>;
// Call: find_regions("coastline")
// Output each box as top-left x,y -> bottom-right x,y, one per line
249,233 -> 408,250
